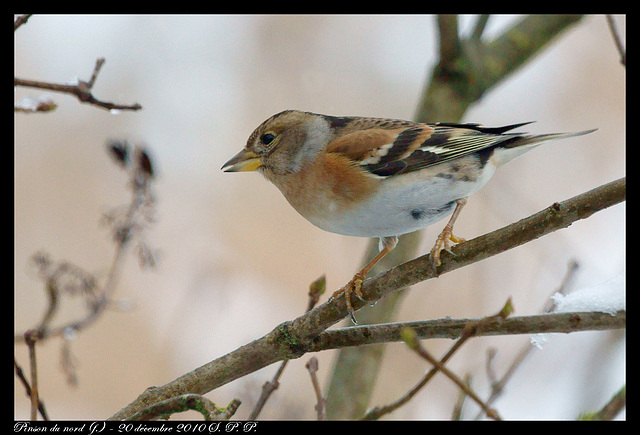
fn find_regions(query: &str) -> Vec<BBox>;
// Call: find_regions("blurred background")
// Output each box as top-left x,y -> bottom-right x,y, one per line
15,15 -> 625,420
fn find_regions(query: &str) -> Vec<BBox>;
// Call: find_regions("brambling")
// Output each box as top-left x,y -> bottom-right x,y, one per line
222,110 -> 594,322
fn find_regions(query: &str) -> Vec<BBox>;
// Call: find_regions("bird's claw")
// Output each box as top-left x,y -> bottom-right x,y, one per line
331,274 -> 365,324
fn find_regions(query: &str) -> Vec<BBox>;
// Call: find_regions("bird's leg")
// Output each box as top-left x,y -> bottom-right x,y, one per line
430,198 -> 467,267
332,236 -> 398,323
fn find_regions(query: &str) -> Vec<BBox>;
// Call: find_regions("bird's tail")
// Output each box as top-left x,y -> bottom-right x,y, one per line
493,128 -> 597,166
514,129 -> 597,147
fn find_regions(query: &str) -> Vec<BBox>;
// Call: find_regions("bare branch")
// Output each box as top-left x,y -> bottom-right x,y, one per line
248,361 -> 288,420
471,14 -> 491,41
14,359 -> 49,420
605,15 -> 626,66
305,357 -> 326,420
310,310 -> 625,353
476,259 -> 581,418
15,58 -> 142,112
400,327 -> 501,420
437,15 -> 460,65
452,374 -> 472,420
362,299 -> 513,420
24,331 -> 40,420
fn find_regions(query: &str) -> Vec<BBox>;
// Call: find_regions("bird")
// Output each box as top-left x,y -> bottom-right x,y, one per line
222,110 -> 595,323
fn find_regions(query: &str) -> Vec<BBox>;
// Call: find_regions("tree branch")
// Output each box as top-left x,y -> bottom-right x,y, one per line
416,14 -> 584,123
15,17 -> 141,112
437,15 -> 461,65
305,357 -> 326,420
25,332 -> 40,421
471,15 -> 490,41
14,58 -> 142,112
309,310 -> 625,352
14,359 -> 49,420
110,177 -> 625,420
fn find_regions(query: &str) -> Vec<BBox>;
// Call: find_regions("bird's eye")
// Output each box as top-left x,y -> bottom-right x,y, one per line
260,133 -> 276,145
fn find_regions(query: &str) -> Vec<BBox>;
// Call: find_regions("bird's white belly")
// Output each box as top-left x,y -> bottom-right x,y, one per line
308,162 -> 495,238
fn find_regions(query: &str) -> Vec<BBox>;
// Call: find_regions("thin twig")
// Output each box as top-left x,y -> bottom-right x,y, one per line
471,15 -> 490,40
542,259 -> 580,313
605,15 -> 626,66
25,331 -> 40,420
401,327 -> 502,420
86,57 -> 105,88
452,374 -> 472,420
14,359 -> 49,420
363,299 -> 513,420
477,259 -> 581,418
15,58 -> 142,112
306,274 -> 326,313
305,357 -> 326,420
38,277 -> 59,335
248,361 -> 288,420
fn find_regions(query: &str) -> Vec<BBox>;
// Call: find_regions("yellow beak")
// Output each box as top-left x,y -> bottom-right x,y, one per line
221,149 -> 262,172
